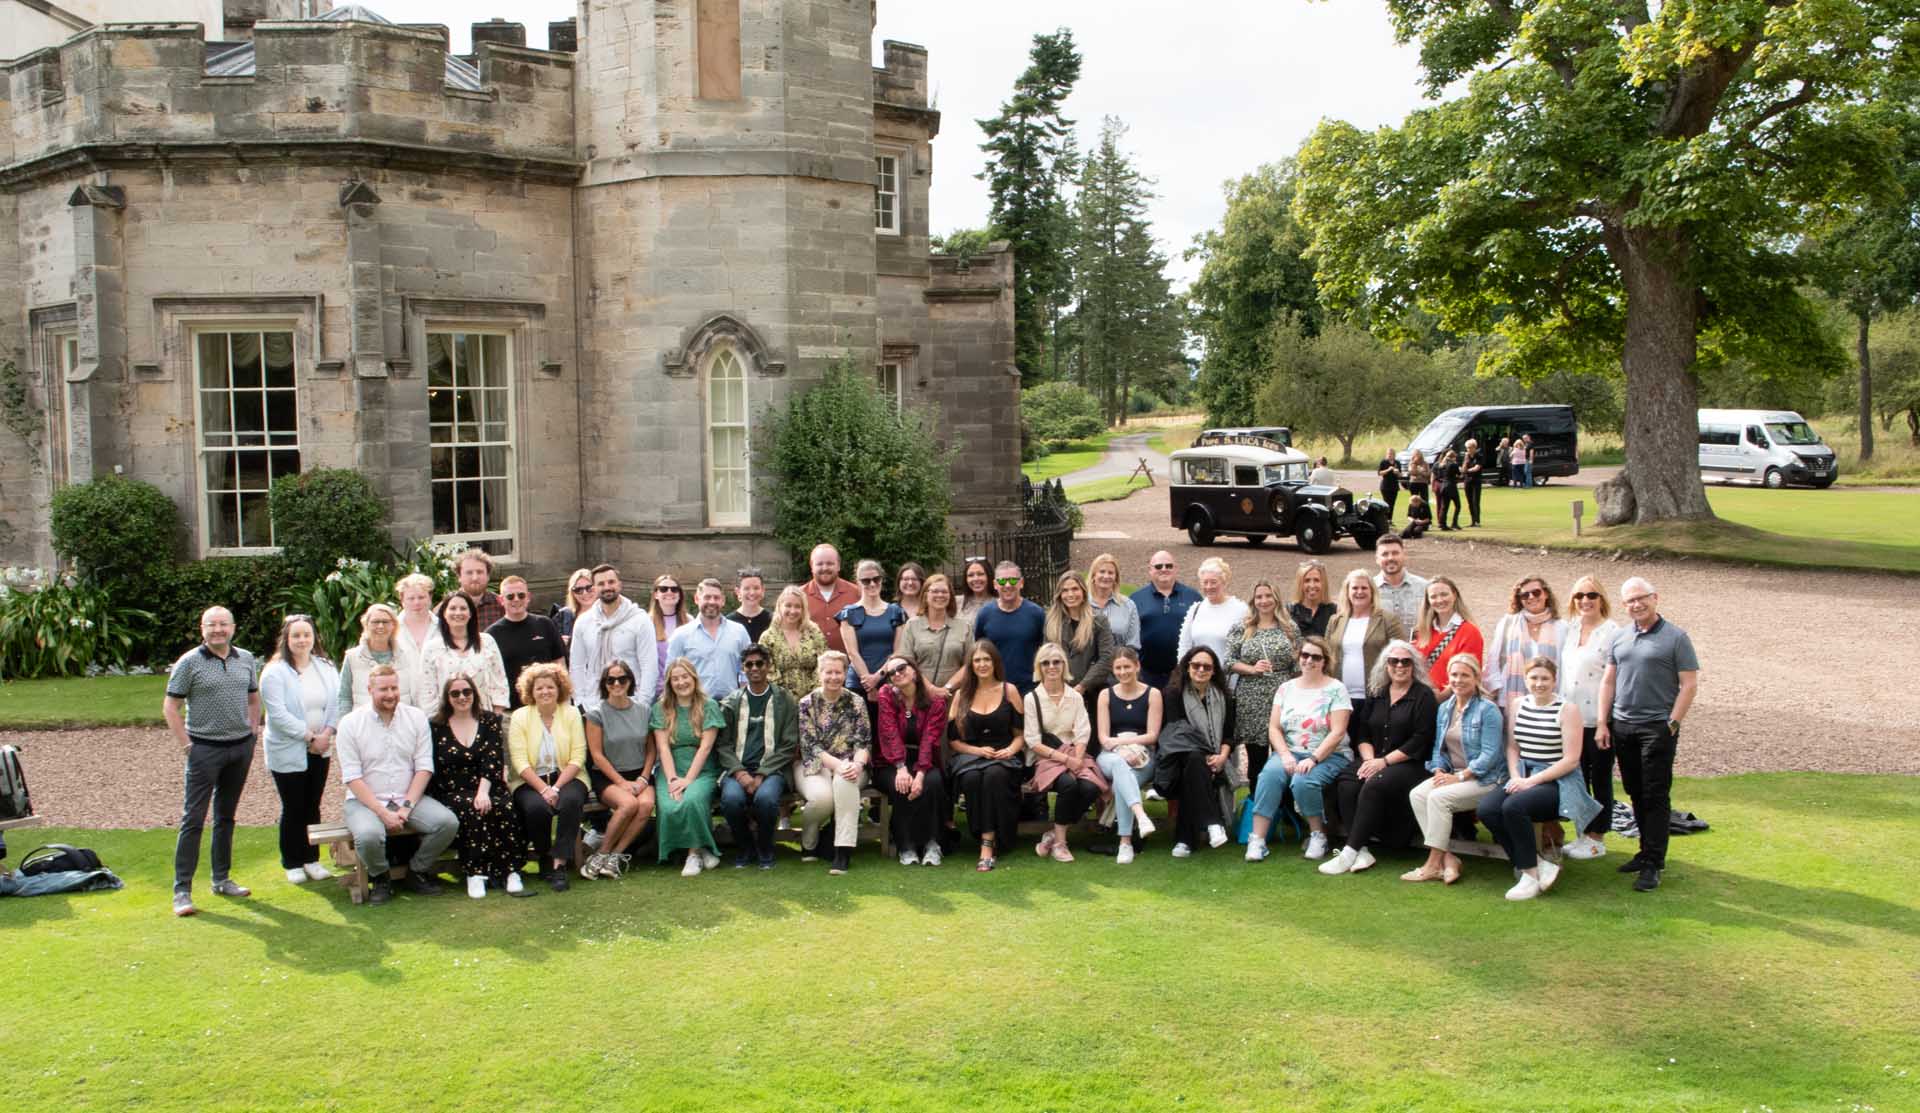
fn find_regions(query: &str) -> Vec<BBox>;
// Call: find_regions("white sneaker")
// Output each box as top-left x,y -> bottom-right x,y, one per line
1318,847 -> 1357,875
581,853 -> 604,880
1304,831 -> 1329,860
1135,811 -> 1157,838
1171,842 -> 1192,858
1505,873 -> 1542,901
466,875 -> 486,899
1536,858 -> 1562,893
923,845 -> 943,867
1206,824 -> 1229,849
1350,847 -> 1377,873
286,868 -> 309,884
583,828 -> 604,850
505,872 -> 525,895
899,849 -> 920,866
698,849 -> 721,871
1244,838 -> 1269,863
681,854 -> 704,877
1116,843 -> 1135,865
302,861 -> 332,882
1563,835 -> 1607,860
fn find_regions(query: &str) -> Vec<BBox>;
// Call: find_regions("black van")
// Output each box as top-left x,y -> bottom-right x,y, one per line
1398,404 -> 1579,485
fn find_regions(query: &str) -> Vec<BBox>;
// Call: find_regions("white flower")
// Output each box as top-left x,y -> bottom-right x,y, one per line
326,571 -> 342,583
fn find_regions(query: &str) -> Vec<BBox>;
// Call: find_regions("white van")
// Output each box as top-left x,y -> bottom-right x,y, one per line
1697,409 -> 1837,489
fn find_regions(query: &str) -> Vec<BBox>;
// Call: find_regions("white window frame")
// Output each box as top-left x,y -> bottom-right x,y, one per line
875,362 -> 903,413
427,329 -> 519,554
705,344 -> 751,526
874,152 -> 901,235
191,323 -> 303,556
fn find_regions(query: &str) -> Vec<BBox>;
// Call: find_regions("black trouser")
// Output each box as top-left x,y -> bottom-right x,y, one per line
1465,480 -> 1483,525
1577,726 -> 1613,835
1244,743 -> 1271,792
1164,752 -> 1224,848
174,738 -> 254,893
1477,782 -> 1560,870
1408,480 -> 1429,505
956,765 -> 1021,852
1611,719 -> 1676,869
1437,484 -> 1461,528
271,752 -> 330,869
1380,485 -> 1399,519
880,765 -> 948,853
513,780 -> 589,869
1340,760 -> 1428,850
1047,774 -> 1101,825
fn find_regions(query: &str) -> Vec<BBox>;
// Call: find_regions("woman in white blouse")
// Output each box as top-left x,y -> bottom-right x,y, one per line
419,592 -> 509,716
1176,556 -> 1250,671
393,573 -> 441,697
1024,642 -> 1106,863
1557,574 -> 1621,860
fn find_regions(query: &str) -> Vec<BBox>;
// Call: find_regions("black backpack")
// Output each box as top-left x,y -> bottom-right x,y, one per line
20,844 -> 104,876
0,745 -> 30,821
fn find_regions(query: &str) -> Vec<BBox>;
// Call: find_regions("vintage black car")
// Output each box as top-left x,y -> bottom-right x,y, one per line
1168,434 -> 1391,553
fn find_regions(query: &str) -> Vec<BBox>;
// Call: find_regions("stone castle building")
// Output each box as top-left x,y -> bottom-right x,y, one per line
0,0 -> 1019,580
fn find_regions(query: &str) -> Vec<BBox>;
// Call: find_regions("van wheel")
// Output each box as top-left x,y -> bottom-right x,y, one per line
1296,519 -> 1332,554
1763,467 -> 1784,489
1186,510 -> 1216,546
1243,534 -> 1267,546
1532,475 -> 1549,487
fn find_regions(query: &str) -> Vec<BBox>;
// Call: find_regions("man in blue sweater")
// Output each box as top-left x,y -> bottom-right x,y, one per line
971,560 -> 1047,694
1129,551 -> 1201,690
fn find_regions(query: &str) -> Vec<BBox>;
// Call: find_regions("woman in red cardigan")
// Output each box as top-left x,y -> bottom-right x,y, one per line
874,656 -> 950,866
1413,576 -> 1484,692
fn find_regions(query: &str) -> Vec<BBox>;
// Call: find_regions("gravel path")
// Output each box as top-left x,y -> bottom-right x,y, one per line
9,486 -> 1914,829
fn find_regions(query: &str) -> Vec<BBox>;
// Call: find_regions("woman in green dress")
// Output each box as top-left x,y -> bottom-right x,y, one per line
650,657 -> 724,877
1224,578 -> 1301,790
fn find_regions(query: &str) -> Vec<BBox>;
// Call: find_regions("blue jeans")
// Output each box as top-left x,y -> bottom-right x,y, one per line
1096,751 -> 1156,836
719,771 -> 787,861
1252,749 -> 1352,821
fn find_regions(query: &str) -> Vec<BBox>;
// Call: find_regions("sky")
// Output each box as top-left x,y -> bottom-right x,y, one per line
366,1 -> 1440,287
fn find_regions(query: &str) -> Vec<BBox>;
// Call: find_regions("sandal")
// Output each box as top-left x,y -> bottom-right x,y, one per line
1400,865 -> 1442,882
976,856 -> 996,873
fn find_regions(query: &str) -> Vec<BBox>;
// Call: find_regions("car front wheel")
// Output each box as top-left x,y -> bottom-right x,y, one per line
1296,518 -> 1331,554
1186,510 -> 1216,546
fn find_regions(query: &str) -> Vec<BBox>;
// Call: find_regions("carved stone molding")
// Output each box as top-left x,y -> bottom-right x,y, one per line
662,314 -> 785,379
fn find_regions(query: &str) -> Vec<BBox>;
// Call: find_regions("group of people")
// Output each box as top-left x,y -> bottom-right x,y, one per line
1374,434 -> 1537,536
161,535 -> 1698,915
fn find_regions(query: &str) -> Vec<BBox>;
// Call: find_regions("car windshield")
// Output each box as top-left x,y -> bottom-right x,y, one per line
1766,422 -> 1821,446
1264,462 -> 1308,485
1410,413 -> 1468,455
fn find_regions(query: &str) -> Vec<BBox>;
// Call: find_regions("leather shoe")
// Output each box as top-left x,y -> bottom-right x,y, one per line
401,871 -> 442,896
1616,856 -> 1648,874
1633,866 -> 1662,892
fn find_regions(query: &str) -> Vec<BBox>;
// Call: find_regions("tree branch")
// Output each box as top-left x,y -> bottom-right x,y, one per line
1487,0 -> 1579,89
1745,83 -> 1821,135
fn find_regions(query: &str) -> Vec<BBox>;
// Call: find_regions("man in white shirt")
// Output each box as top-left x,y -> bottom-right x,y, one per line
336,666 -> 459,905
569,563 -> 660,712
1371,533 -> 1429,633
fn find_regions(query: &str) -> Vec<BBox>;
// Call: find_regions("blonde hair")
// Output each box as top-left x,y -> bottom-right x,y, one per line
1032,640 -> 1070,684
815,650 -> 851,683
1086,553 -> 1121,594
1291,559 -> 1329,606
1335,568 -> 1374,618
1196,556 -> 1232,583
515,661 -> 574,707
565,568 -> 594,616
1044,570 -> 1097,653
1414,576 -> 1474,643
1567,574 -> 1612,620
921,573 -> 956,622
358,603 -> 399,649
395,572 -> 435,603
1240,578 -> 1298,638
655,657 -> 709,742
772,585 -> 823,636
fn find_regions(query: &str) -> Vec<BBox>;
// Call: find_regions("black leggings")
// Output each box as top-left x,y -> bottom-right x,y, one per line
513,780 -> 588,868
956,764 -> 1022,852
1437,484 -> 1461,528
1340,760 -> 1427,850
1465,481 -> 1483,525
1047,774 -> 1101,825
1163,751 -> 1224,848
1478,782 -> 1561,870
271,753 -> 330,869
881,766 -> 948,853
1577,727 -> 1613,835
1380,485 -> 1399,519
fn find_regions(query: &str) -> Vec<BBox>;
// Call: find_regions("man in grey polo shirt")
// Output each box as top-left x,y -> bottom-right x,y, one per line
336,666 -> 459,906
1371,533 -> 1429,633
1597,576 -> 1700,893
162,606 -> 262,917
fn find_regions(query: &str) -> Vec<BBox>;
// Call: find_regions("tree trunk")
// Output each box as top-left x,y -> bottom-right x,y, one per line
1908,407 -> 1919,446
1337,432 -> 1355,460
1594,226 -> 1716,526
1856,310 -> 1874,462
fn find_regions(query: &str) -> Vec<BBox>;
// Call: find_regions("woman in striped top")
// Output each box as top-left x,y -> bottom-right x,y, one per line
1477,657 -> 1602,901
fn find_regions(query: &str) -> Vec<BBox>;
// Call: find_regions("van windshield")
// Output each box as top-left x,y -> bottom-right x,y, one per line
1766,422 -> 1821,446
1410,414 -> 1467,455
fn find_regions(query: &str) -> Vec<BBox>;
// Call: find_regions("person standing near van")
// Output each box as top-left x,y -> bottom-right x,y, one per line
1434,449 -> 1463,530
1493,437 -> 1512,487
1407,449 -> 1432,507
1462,438 -> 1484,527
1376,449 -> 1401,519
1513,435 -> 1534,487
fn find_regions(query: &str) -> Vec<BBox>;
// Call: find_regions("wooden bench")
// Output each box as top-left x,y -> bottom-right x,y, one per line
0,815 -> 47,833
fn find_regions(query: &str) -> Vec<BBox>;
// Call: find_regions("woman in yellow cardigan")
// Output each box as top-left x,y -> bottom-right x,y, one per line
507,662 -> 589,893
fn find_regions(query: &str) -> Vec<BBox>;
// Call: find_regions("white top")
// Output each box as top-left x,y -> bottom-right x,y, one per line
1023,685 -> 1092,752
418,633 -> 510,717
298,663 -> 331,733
1176,596 -> 1251,673
1557,618 -> 1621,722
335,703 -> 433,805
1339,616 -> 1370,698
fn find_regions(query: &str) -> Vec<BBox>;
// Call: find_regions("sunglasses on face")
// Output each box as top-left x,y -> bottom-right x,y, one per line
572,585 -> 592,595
504,591 -> 529,600
1189,663 -> 1214,673
1040,660 -> 1065,669
657,585 -> 681,594
1520,588 -> 1545,601
743,659 -> 769,670
1386,658 -> 1416,668
880,663 -> 908,679
995,577 -> 1021,587
1152,563 -> 1174,571
1298,652 -> 1326,663
448,688 -> 475,699
605,674 -> 632,686
859,577 -> 882,585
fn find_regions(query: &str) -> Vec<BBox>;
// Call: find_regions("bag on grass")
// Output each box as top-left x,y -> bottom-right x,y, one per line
1668,810 -> 1710,835
0,744 -> 32,821
20,844 -> 104,876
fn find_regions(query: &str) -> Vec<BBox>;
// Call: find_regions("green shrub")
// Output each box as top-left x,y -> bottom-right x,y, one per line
0,569 -> 152,679
50,475 -> 180,590
268,468 -> 391,581
145,555 -> 290,664
1022,382 -> 1104,448
759,355 -> 955,572
278,540 -> 460,660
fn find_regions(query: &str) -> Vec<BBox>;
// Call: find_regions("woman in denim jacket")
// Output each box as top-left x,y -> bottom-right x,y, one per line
1402,654 -> 1504,885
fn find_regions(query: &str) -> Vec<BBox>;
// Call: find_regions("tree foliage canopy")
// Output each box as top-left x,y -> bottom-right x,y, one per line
1296,1 -> 1919,523
1257,320 -> 1434,461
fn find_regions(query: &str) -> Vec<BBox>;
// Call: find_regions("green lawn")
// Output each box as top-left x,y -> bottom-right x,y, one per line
5,773 -> 1916,1111
1421,483 -> 1920,574
0,673 -> 167,728
1065,474 -> 1157,504
1022,431 -> 1119,483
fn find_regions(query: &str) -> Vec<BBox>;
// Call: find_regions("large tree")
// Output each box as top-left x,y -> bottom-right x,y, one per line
1296,2 -> 1918,525
978,29 -> 1083,382
1257,321 -> 1434,461
1186,162 -> 1321,427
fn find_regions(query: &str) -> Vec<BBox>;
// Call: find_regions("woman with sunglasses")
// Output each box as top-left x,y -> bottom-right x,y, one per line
260,614 -> 340,885
1478,657 -> 1601,900
955,557 -> 997,628
1245,635 -> 1353,861
1404,655 -> 1505,884
419,592 -> 509,717
507,662 -> 589,892
947,640 -> 1025,872
1096,646 -> 1160,863
796,651 -> 871,875
1556,575 -> 1620,859
553,568 -> 593,648
652,657 -> 726,877
429,673 -> 528,898
582,660 -> 657,879
1319,639 -> 1436,876
1225,578 -> 1300,790
761,585 -> 829,700
874,655 -> 948,865
1484,575 -> 1564,715
1413,577 -> 1482,694
1154,646 -> 1235,858
648,575 -> 687,680
1024,642 -> 1106,864
837,559 -> 908,715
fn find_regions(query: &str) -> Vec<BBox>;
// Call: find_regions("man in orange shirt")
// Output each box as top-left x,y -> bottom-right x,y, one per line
802,543 -> 861,655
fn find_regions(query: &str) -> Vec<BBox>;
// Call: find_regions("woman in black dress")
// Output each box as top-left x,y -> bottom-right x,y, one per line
947,640 -> 1026,872
429,674 -> 529,898
1376,450 -> 1401,520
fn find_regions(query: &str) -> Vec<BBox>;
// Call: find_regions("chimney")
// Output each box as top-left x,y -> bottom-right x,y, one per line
470,18 -> 526,48
548,18 -> 577,53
